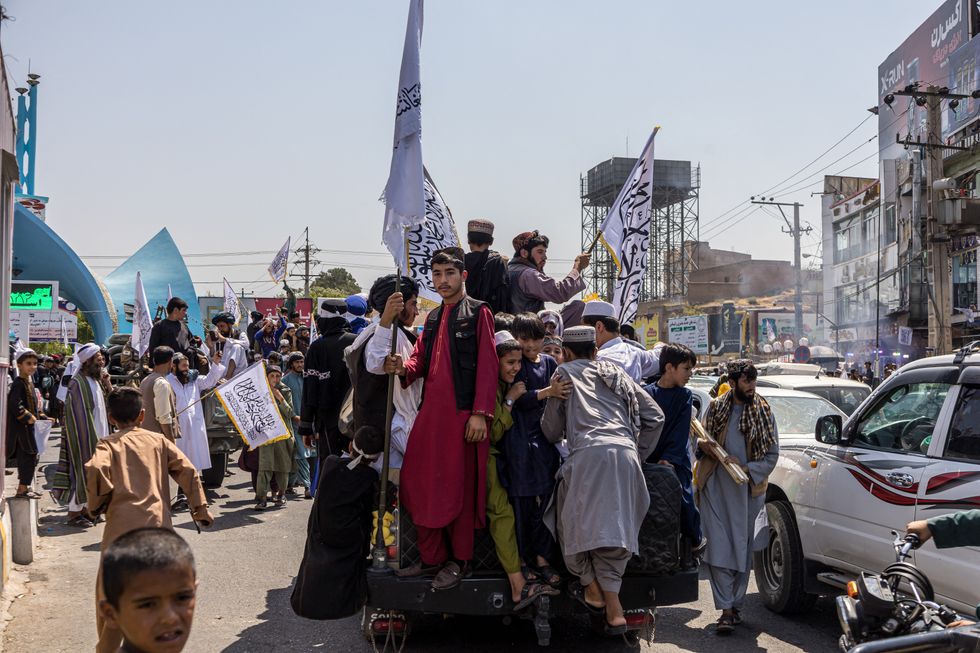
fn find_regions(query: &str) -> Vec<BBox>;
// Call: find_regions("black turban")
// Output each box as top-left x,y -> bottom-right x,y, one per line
368,275 -> 419,313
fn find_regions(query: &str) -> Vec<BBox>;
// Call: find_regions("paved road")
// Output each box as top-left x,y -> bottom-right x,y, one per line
3,444 -> 842,652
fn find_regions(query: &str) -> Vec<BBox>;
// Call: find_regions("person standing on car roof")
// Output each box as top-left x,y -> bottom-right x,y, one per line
696,359 -> 779,635
148,297 -> 193,358
384,247 -> 498,591
540,325 -> 664,636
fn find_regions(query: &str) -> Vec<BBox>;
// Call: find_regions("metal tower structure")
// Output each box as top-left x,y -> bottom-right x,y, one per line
580,158 -> 700,302
15,73 -> 40,196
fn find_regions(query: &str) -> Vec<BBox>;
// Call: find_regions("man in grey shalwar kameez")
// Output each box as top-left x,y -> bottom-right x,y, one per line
696,359 -> 779,635
541,326 -> 664,635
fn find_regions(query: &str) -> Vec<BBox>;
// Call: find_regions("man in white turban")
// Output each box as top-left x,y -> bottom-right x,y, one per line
52,343 -> 111,527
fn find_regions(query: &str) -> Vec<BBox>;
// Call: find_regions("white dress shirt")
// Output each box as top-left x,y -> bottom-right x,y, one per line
596,336 -> 661,382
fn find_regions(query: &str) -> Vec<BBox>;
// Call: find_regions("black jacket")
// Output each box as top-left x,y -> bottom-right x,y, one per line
464,249 -> 511,314
148,318 -> 192,357
420,296 -> 488,411
299,316 -> 356,454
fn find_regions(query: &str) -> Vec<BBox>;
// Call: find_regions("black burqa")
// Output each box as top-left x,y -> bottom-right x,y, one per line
291,455 -> 378,620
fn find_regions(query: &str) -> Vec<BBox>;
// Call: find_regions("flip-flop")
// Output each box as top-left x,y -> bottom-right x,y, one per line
716,614 -> 735,635
568,580 -> 605,615
521,565 -> 542,583
14,490 -> 42,499
514,582 -> 560,612
732,608 -> 743,625
535,563 -> 562,588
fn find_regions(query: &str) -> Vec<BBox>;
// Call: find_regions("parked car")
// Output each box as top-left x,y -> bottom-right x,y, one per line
755,386 -> 847,436
758,347 -> 980,617
754,374 -> 871,416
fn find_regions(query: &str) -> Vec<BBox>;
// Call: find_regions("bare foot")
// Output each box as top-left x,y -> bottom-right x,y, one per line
584,580 -> 606,609
603,589 -> 626,627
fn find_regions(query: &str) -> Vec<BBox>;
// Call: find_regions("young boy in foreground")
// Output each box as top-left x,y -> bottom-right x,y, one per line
100,527 -> 198,653
86,387 -> 213,653
643,343 -> 705,563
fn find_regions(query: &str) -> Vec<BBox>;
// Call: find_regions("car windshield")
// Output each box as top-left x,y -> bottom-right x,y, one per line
765,396 -> 842,435
795,385 -> 870,416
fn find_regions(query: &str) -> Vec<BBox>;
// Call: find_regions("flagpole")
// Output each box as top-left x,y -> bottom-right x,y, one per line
371,234 -> 404,572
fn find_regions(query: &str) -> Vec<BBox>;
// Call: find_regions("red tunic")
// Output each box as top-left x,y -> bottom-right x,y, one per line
400,302 -> 498,530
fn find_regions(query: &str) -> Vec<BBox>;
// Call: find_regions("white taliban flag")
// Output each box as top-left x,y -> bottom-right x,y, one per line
381,0 -> 426,238
131,271 -> 153,357
268,237 -> 290,283
223,278 -> 242,325
598,127 -> 659,325
213,361 -> 290,450
384,167 -> 460,303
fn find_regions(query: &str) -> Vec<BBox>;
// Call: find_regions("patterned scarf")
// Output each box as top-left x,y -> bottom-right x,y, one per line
705,389 -> 776,462
595,359 -> 641,436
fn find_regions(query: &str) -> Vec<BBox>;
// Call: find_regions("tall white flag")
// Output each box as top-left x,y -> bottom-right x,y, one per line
213,361 -> 290,450
598,127 -> 659,325
167,284 -> 173,301
223,278 -> 242,326
381,0 -> 426,238
132,271 -> 153,357
268,237 -> 291,284
60,314 -> 68,346
384,168 -> 460,303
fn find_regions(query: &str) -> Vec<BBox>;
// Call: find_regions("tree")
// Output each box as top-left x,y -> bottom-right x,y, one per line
310,267 -> 360,297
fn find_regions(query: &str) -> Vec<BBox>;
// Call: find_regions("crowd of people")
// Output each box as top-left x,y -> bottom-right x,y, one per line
4,218 -> 790,651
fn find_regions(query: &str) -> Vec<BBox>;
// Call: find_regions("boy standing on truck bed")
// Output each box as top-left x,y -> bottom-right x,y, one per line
644,343 -> 706,565
385,247 -> 499,591
541,326 -> 664,635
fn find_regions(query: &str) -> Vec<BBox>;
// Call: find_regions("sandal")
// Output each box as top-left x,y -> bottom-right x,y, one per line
67,515 -> 94,528
732,608 -> 743,625
14,490 -> 42,499
514,581 -> 560,611
604,620 -> 628,636
535,563 -> 562,588
716,614 -> 735,635
568,580 -> 605,615
431,561 -> 469,591
521,565 -> 541,583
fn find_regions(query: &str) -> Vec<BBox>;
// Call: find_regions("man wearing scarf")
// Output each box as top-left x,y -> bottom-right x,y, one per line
52,343 -> 111,527
464,219 -> 511,314
507,231 -> 590,326
299,299 -> 356,460
696,359 -> 779,635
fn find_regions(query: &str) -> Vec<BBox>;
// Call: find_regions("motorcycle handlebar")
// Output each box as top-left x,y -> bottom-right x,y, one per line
848,629 -> 955,653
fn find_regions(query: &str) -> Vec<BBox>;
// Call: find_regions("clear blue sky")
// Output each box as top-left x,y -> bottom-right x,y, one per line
1,0 -> 935,295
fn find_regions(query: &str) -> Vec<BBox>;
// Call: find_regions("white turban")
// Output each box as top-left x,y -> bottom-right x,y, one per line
76,343 -> 101,363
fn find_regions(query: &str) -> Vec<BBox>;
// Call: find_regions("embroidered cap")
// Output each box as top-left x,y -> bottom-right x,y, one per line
494,330 -> 516,346
563,325 -> 596,344
582,301 -> 615,320
467,219 -> 494,236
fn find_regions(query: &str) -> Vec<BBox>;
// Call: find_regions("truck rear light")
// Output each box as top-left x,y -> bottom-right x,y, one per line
371,617 -> 407,634
625,611 -> 651,628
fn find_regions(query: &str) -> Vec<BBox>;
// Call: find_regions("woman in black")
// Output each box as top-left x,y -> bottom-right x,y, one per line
7,349 -> 46,498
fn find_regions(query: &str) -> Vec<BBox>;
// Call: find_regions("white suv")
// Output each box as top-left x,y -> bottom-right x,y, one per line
758,350 -> 980,616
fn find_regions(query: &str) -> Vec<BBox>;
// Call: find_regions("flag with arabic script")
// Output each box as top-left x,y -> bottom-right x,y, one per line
598,127 -> 658,325
383,167 -> 460,303
268,237 -> 290,283
131,271 -> 153,357
214,361 -> 290,450
223,278 -> 242,326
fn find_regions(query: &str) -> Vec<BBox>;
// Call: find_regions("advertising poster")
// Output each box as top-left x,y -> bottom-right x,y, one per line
667,315 -> 708,355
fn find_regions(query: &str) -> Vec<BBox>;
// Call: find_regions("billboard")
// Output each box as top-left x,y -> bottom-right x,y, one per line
10,309 -> 78,343
708,303 -> 743,356
757,312 -> 818,345
10,280 -> 58,312
634,314 -> 660,350
667,315 -> 708,355
878,0 -> 971,160
254,298 -> 314,327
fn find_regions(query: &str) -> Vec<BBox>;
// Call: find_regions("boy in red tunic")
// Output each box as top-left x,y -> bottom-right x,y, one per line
386,247 -> 499,590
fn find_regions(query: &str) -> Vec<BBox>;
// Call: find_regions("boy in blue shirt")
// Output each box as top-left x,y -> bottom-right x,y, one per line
644,343 -> 705,566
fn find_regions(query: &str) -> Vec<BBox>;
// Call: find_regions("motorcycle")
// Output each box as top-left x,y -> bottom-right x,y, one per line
836,531 -> 980,652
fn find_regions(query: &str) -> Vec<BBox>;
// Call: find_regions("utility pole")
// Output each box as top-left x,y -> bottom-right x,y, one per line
889,84 -> 974,354
290,227 -> 321,296
751,198 -> 810,343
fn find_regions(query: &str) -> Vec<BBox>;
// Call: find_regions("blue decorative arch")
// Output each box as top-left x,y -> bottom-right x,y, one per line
12,203 -> 114,344
103,228 -> 201,336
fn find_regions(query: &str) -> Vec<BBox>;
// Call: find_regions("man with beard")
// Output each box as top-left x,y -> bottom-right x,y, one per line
253,314 -> 288,359
52,343 -> 111,527
299,299 -> 356,460
139,347 -> 180,441
464,219 -> 510,314
348,274 -> 421,478
696,359 -> 779,635
385,247 -> 498,589
207,312 -> 249,379
167,351 -> 226,510
508,231 -> 590,326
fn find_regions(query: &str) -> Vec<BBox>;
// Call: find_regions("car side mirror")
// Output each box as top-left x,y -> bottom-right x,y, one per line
815,414 -> 843,445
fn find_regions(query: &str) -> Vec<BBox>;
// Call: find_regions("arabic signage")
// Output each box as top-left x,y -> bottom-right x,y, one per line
10,309 -> 78,343
878,0 -> 970,160
10,280 -> 58,312
253,298 -> 313,327
634,314 -> 660,350
667,315 -> 708,355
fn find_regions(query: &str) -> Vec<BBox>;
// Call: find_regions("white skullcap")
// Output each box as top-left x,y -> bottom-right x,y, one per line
564,325 -> 596,344
494,330 -> 516,347
76,343 -> 101,363
582,301 -> 615,320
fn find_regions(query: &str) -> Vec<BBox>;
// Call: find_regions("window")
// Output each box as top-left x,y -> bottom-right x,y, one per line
854,382 -> 950,453
834,217 -> 860,264
946,386 -> 980,462
884,204 -> 897,245
952,250 -> 978,311
862,207 -> 880,255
